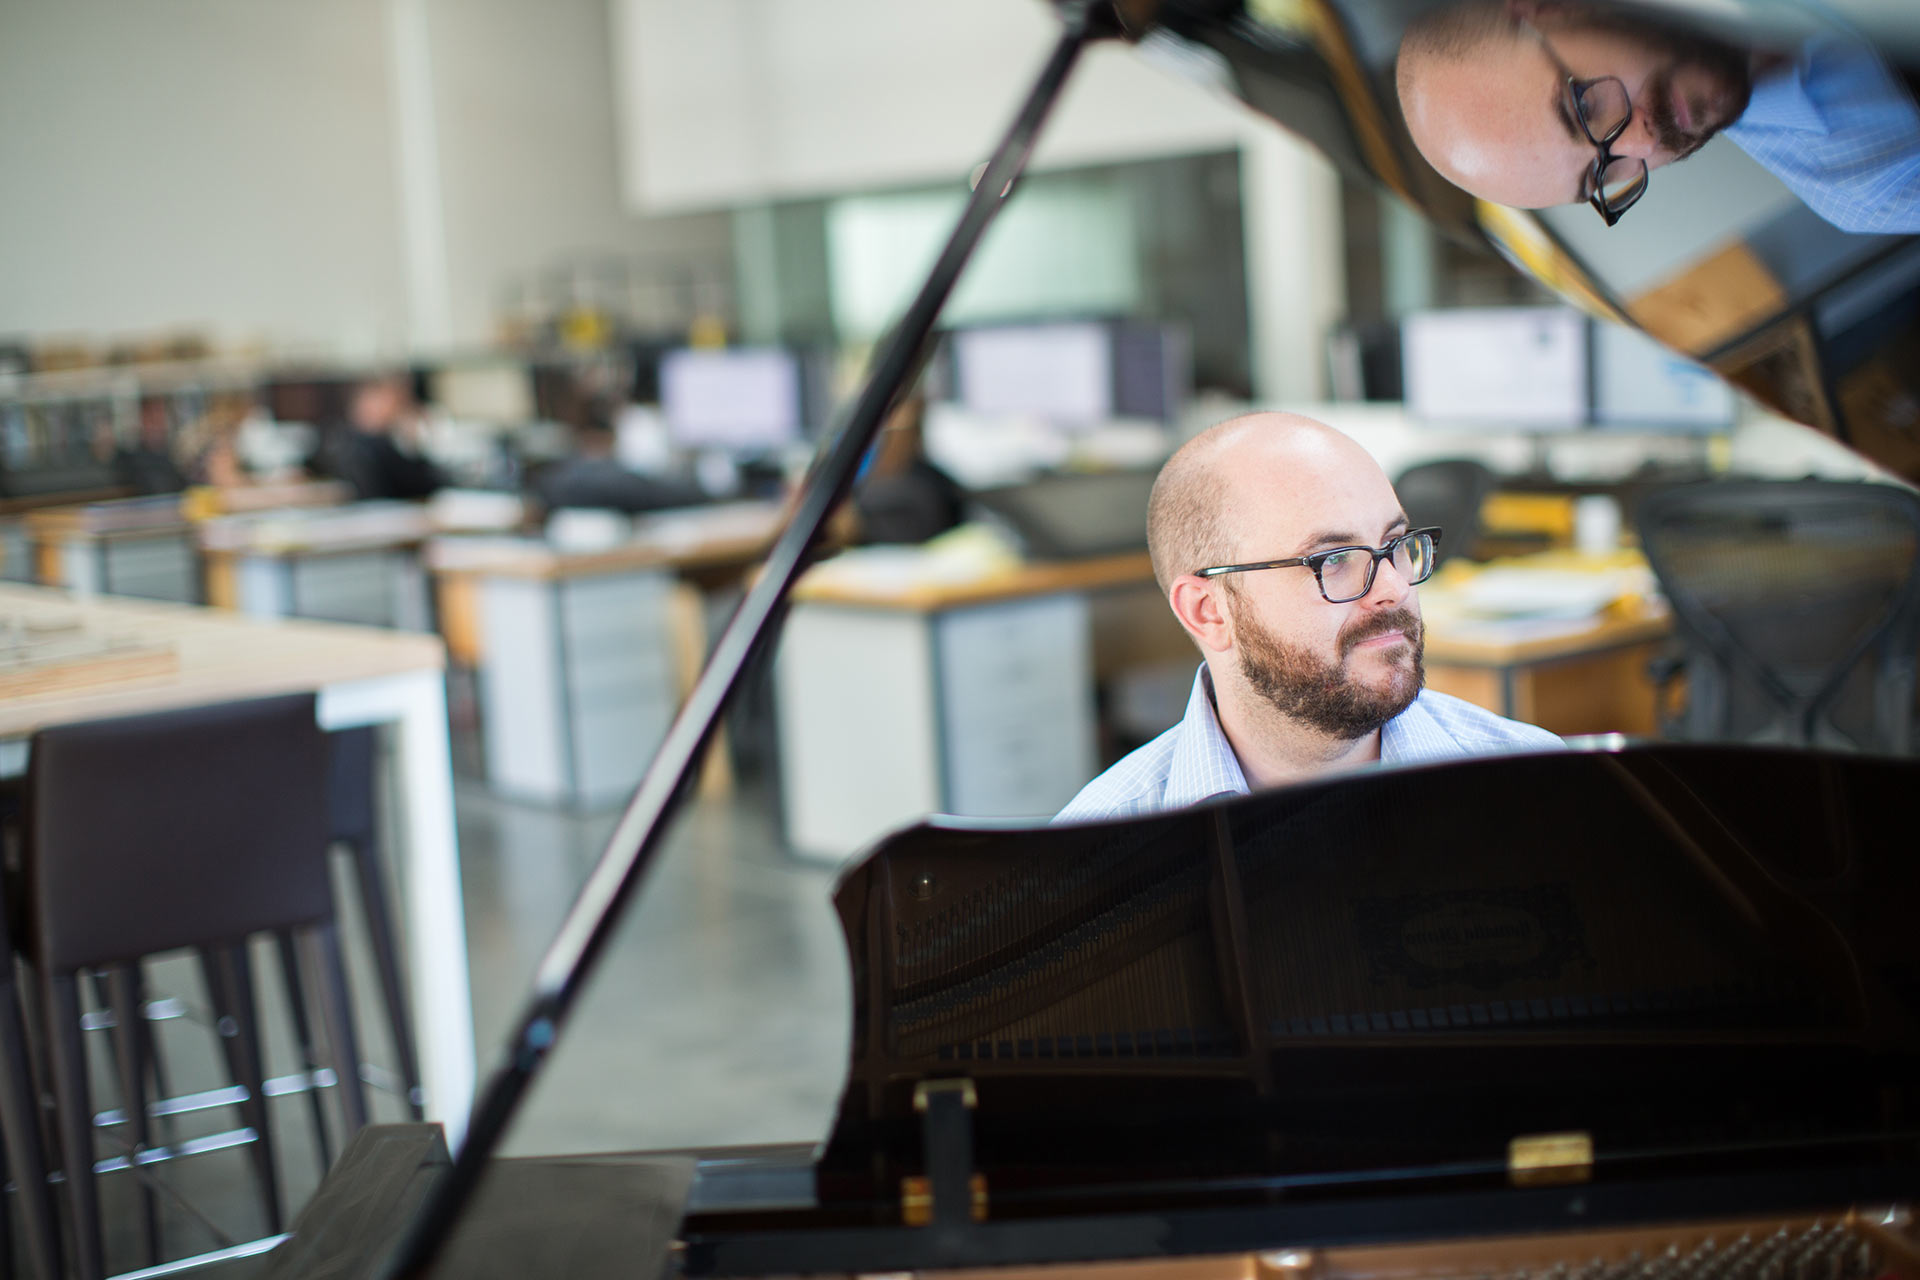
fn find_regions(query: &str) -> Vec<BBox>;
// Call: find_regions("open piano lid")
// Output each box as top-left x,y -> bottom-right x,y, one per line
685,743 -> 1920,1272
1113,0 -> 1920,484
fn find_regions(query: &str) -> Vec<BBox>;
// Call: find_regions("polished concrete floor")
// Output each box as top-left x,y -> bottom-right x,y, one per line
82,719 -> 850,1276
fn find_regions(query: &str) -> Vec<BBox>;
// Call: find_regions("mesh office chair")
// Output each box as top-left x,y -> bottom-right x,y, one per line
1637,480 -> 1920,753
1393,459 -> 1495,567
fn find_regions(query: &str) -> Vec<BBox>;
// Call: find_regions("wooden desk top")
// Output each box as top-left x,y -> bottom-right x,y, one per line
0,488 -> 132,519
792,551 -> 1156,611
0,584 -> 443,739
425,502 -> 786,582
196,502 -> 435,558
24,499 -> 191,541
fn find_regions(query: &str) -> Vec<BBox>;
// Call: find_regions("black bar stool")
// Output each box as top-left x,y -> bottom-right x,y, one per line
21,693 -> 369,1280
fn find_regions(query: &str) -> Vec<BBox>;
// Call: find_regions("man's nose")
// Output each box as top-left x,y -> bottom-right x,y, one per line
1364,555 -> 1411,606
1608,97 -> 1662,158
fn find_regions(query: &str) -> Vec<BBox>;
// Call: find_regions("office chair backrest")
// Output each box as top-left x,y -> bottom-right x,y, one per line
25,693 -> 331,971
1392,458 -> 1495,567
1636,480 -> 1920,751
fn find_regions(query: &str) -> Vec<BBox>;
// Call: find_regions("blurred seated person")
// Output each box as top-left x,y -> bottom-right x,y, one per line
534,396 -> 705,515
851,395 -> 965,545
320,374 -> 446,501
111,397 -> 187,494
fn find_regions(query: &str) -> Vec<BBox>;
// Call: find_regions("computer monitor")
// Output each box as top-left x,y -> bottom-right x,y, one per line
659,348 -> 803,453
952,323 -> 1113,425
1590,319 -> 1737,432
430,363 -> 536,425
950,320 -> 1190,426
1402,307 -> 1589,431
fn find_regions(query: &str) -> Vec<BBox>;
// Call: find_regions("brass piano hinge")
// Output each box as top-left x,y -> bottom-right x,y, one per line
901,1173 -> 988,1227
913,1078 -> 978,1112
1508,1131 -> 1593,1186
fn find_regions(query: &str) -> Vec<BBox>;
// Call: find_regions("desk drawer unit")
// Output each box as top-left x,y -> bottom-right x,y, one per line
234,551 -> 431,630
776,593 -> 1097,863
479,571 -> 679,808
66,535 -> 198,603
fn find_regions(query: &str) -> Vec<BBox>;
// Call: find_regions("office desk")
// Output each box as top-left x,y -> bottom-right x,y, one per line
425,502 -> 784,808
26,500 -> 199,603
0,585 -> 475,1143
776,553 -> 1154,863
200,503 -> 435,630
1420,565 -> 1672,738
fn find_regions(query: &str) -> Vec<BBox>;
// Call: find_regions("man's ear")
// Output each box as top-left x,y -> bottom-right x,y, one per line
1168,574 -> 1236,655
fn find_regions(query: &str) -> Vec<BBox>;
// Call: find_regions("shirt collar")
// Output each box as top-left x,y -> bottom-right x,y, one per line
1162,666 -> 1252,809
1734,41 -> 1838,135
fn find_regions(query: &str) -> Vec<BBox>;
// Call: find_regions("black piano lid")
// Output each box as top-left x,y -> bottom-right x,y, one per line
683,743 -> 1920,1269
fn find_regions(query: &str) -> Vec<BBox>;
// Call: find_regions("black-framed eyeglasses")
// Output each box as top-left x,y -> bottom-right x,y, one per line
1196,527 -> 1442,604
1521,19 -> 1650,226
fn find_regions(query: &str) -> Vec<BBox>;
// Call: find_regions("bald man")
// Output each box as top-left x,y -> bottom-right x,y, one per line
1055,413 -> 1559,823
1395,0 -> 1920,236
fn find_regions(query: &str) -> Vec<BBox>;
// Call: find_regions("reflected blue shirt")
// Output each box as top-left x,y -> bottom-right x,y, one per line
1722,34 -> 1920,235
1053,665 -> 1564,823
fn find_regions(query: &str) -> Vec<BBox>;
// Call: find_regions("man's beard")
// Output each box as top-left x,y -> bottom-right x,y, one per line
1579,10 -> 1754,157
1234,603 -> 1425,740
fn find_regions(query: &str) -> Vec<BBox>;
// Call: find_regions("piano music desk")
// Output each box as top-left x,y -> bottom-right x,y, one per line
0,584 -> 474,1143
777,553 -> 1157,863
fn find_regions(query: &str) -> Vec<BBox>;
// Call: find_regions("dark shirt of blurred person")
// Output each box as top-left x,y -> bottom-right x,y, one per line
853,396 -> 964,545
535,398 -> 705,515
323,375 -> 445,502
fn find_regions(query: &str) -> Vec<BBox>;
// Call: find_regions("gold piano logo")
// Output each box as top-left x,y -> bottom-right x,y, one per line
1354,884 -> 1594,991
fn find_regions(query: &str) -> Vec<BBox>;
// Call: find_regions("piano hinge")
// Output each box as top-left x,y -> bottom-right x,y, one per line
907,1078 -> 981,1228
901,1173 -> 988,1227
1508,1131 -> 1593,1186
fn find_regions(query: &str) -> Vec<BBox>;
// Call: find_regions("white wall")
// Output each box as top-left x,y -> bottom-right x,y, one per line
612,0 -> 1344,400
419,0 -> 734,346
0,0 -> 409,353
0,0 -> 733,353
612,0 -> 1252,211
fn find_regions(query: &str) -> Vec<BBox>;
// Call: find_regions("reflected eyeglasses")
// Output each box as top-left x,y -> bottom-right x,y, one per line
1522,19 -> 1650,226
1196,527 -> 1441,604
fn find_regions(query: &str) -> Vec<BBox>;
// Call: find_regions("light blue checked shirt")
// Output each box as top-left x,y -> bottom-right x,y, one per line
1054,665 -> 1564,823
1722,33 -> 1920,235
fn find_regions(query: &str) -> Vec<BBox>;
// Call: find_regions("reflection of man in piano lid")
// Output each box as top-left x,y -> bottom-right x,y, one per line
1395,0 -> 1920,235
1054,413 -> 1561,823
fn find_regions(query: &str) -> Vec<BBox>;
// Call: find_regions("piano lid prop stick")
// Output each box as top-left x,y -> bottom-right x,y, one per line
378,4 -> 1112,1276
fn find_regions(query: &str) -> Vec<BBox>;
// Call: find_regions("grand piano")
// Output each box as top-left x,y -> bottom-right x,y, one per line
262,0 -> 1920,1276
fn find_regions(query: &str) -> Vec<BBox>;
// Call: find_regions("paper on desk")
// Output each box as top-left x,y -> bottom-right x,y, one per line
1453,565 -> 1656,620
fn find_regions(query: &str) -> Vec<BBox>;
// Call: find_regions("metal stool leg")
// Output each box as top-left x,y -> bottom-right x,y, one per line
198,946 -> 283,1235
42,972 -> 104,1280
297,924 -> 368,1137
0,972 -> 60,1280
273,932 -> 333,1171
343,833 -> 423,1119
104,965 -> 161,1268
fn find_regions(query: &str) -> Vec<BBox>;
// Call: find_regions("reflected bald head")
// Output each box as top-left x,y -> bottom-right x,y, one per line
1146,412 -> 1386,594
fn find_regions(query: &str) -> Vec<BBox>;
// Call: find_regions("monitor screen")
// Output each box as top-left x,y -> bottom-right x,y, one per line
659,348 -> 803,452
430,363 -> 535,424
952,323 -> 1113,425
1591,320 -> 1738,432
1403,307 -> 1589,430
